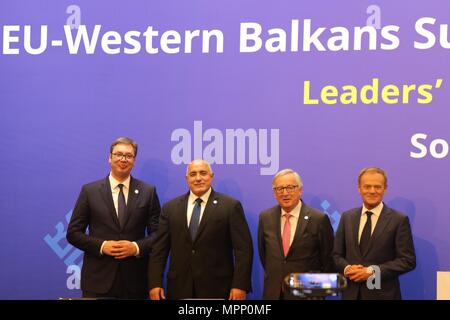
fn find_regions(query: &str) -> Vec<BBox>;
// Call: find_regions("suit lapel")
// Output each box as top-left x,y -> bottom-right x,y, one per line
195,190 -> 218,241
352,208 -> 364,257
99,176 -> 121,228
180,192 -> 191,242
362,204 -> 392,256
287,201 -> 310,257
121,176 -> 139,230
271,206 -> 284,257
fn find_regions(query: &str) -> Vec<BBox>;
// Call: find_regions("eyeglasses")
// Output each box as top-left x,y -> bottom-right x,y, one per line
112,153 -> 135,161
361,184 -> 384,192
273,185 -> 299,194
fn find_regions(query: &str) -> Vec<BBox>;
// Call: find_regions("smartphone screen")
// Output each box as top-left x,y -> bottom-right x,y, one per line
291,273 -> 338,289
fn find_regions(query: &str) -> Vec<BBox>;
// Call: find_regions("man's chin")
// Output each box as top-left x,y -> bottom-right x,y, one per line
193,188 -> 207,196
365,201 -> 380,208
115,170 -> 131,180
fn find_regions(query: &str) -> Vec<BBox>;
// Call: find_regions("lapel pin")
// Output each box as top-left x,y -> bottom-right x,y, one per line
213,200 -> 218,205
135,189 -> 139,194
304,216 -> 309,220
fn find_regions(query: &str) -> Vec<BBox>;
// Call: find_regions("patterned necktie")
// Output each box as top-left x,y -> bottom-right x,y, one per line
282,213 -> 292,257
359,211 -> 373,253
117,184 -> 126,227
189,198 -> 203,240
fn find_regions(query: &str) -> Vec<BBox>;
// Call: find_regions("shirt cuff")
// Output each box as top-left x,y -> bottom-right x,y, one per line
343,265 -> 351,276
100,241 -> 106,255
366,266 -> 375,274
132,241 -> 140,256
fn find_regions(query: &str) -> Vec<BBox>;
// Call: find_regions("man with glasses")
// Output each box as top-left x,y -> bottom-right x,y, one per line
148,159 -> 253,300
258,169 -> 334,299
67,137 -> 161,299
333,167 -> 416,299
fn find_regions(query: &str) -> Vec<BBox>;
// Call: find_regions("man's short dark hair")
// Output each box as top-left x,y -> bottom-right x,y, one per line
110,137 -> 138,156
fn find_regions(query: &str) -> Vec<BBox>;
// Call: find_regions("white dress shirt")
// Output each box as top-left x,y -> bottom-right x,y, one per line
280,201 -> 302,247
109,174 -> 130,217
344,202 -> 384,275
358,202 -> 383,243
100,173 -> 139,255
187,188 -> 212,227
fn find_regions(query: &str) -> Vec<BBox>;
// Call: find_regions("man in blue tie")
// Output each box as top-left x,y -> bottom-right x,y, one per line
148,159 -> 253,300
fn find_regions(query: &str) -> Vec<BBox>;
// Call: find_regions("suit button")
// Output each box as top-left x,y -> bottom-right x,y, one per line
192,250 -> 195,254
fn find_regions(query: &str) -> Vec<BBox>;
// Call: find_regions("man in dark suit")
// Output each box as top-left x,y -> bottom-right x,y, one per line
258,169 -> 334,299
333,167 -> 416,300
148,159 -> 253,300
67,137 -> 161,299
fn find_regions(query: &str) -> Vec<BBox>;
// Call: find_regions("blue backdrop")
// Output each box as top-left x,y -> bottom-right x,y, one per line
1,0 -> 449,299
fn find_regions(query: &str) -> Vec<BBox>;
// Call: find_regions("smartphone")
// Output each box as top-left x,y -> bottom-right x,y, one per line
284,273 -> 346,297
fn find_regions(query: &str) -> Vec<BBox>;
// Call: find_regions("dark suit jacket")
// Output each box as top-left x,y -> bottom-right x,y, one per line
148,189 -> 253,299
258,201 -> 335,299
333,204 -> 416,300
67,175 -> 161,296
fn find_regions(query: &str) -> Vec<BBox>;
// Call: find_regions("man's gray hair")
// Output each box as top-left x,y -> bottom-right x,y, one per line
272,169 -> 303,187
186,159 -> 214,176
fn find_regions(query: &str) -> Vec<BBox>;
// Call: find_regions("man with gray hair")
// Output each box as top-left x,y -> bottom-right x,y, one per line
148,159 -> 253,300
258,169 -> 334,299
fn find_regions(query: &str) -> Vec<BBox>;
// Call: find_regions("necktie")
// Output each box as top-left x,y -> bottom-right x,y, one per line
189,198 -> 203,240
282,213 -> 292,257
118,184 -> 126,227
359,211 -> 373,253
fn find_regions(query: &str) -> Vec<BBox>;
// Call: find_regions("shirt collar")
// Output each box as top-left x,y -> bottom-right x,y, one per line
281,200 -> 302,218
189,187 -> 212,204
109,173 -> 131,190
362,201 -> 384,218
